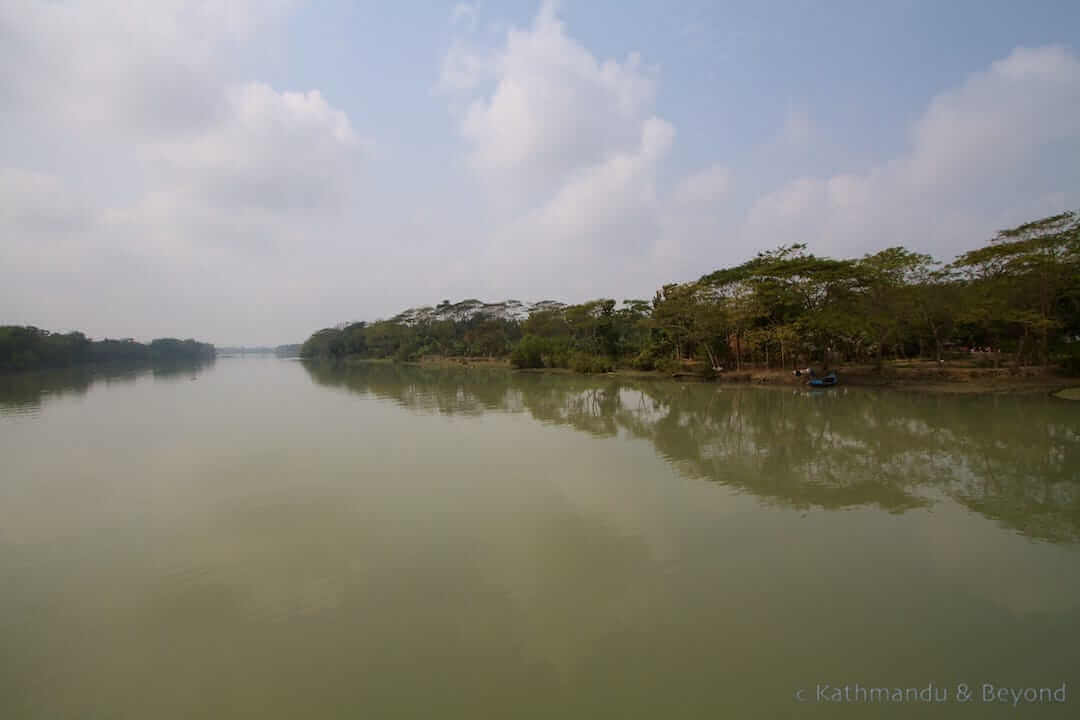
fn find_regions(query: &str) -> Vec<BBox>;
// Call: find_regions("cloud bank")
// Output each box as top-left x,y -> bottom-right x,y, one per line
1,2 -> 1078,344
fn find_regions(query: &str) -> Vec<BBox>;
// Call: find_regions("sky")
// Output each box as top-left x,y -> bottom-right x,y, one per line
1,0 -> 1079,346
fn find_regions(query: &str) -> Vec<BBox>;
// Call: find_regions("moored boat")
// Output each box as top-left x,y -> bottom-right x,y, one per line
808,371 -> 838,387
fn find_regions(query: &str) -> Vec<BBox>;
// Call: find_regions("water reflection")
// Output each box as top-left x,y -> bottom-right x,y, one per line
305,360 -> 1080,543
2,357 -> 1077,718
151,359 -> 214,380
0,358 -> 214,416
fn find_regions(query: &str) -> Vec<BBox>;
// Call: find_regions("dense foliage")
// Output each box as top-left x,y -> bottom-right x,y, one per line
302,211 -> 1080,374
0,326 -> 216,373
302,299 -> 526,363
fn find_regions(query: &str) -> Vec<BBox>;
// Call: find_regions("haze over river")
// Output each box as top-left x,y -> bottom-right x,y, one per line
2,357 -> 1078,718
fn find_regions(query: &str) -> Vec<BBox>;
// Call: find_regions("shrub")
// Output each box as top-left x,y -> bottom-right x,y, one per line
510,335 -> 546,368
1058,345 -> 1080,376
568,352 -> 590,373
393,343 -> 422,362
595,356 -> 615,373
631,347 -> 661,371
654,357 -> 679,374
544,349 -> 570,369
511,335 -> 575,369
568,352 -> 614,373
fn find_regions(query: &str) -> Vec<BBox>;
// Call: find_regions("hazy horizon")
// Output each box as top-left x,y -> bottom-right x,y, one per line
3,0 -> 1079,346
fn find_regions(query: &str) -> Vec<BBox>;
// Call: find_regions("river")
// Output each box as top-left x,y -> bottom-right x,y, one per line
2,357 -> 1078,717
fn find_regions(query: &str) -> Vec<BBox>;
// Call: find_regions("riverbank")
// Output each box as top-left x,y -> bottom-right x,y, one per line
392,355 -> 1078,396
708,365 -> 1076,396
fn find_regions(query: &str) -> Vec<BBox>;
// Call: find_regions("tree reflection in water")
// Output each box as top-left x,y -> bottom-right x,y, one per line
0,358 -> 214,415
304,360 -> 1080,544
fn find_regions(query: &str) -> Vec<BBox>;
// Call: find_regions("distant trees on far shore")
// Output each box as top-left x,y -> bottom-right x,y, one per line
0,326 -> 215,373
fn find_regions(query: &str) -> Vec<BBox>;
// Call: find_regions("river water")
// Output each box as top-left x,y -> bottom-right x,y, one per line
2,357 -> 1078,717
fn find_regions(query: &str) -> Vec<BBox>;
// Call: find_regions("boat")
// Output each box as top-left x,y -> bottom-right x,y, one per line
808,371 -> 838,387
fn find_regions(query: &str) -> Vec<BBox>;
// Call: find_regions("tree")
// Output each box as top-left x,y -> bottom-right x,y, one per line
856,247 -> 934,367
952,211 -> 1080,366
296,209 -> 1080,377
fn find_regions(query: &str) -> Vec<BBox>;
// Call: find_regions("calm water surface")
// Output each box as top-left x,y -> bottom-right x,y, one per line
2,358 -> 1079,718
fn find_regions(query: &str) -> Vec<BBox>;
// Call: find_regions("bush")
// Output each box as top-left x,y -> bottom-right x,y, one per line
511,335 -> 573,369
654,357 -> 679,374
510,335 -> 547,368
544,349 -> 570,369
568,352 -> 614,373
393,343 -> 423,362
631,347 -> 660,371
1058,345 -> 1080,376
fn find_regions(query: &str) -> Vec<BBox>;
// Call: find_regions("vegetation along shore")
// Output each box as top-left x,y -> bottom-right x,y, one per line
301,211 -> 1080,392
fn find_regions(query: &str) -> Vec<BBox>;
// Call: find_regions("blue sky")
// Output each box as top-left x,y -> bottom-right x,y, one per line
1,1 -> 1079,344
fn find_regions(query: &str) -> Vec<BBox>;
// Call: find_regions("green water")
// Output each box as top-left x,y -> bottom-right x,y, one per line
2,357 -> 1078,718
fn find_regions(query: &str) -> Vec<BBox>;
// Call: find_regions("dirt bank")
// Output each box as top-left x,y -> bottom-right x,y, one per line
687,364 -> 1076,395
399,356 -> 1077,395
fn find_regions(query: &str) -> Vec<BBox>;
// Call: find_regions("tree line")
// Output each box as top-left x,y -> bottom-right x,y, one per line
0,326 -> 216,373
301,210 -> 1080,375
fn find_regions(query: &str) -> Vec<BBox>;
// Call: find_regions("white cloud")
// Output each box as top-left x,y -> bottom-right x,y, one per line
0,74 -> 366,337
3,1 -> 1079,345
904,46 -> 1079,189
443,2 -> 676,299
532,118 -> 672,238
656,164 -> 736,277
443,9 -> 1080,300
0,169 -> 93,236
439,42 -> 493,93
502,116 -> 673,276
743,45 -> 1080,261
0,1 -> 373,343
142,83 -> 363,216
0,169 -> 101,274
452,2 -> 660,201
0,1 -> 289,138
669,164 -> 732,209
